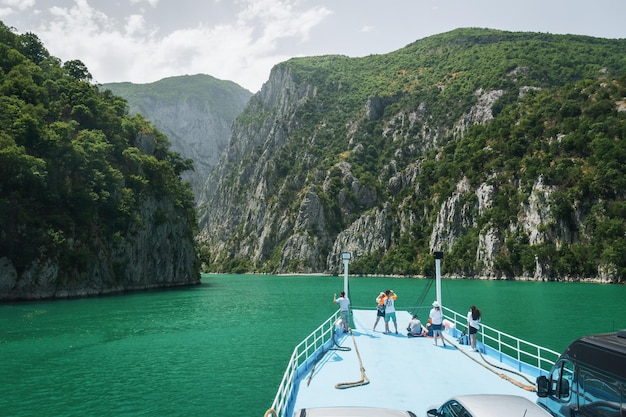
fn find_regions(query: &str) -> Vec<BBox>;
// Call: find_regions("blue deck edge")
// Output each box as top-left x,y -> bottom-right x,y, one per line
273,310 -> 556,417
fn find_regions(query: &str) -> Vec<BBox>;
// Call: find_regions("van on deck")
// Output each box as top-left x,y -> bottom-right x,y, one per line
536,329 -> 626,417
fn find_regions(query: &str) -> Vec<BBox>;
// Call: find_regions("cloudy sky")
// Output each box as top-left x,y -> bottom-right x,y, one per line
1,0 -> 625,92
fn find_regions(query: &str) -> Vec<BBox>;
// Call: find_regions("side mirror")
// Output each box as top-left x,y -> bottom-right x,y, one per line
426,409 -> 439,417
536,375 -> 549,398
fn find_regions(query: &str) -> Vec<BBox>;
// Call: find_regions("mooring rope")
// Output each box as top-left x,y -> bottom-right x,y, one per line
263,408 -> 277,417
334,329 -> 370,389
306,328 -> 351,386
446,334 -> 536,391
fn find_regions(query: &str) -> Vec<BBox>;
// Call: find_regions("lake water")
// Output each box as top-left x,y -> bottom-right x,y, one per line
1,274 -> 625,417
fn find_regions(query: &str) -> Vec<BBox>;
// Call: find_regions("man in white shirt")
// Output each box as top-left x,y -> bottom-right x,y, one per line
383,289 -> 398,334
333,291 -> 351,332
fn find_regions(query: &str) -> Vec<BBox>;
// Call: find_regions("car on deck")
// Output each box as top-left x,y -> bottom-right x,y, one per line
425,394 -> 551,417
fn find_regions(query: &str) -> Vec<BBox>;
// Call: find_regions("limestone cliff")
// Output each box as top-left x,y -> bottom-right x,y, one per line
0,195 -> 197,299
104,75 -> 252,198
196,29 -> 626,282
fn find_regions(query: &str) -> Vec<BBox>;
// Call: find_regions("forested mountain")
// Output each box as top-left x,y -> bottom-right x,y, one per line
104,76 -> 251,198
197,28 -> 626,282
0,22 -> 199,300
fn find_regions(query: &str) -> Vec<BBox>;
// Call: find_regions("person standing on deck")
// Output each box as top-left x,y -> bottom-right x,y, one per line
429,301 -> 446,347
383,289 -> 398,334
333,291 -> 351,333
373,291 -> 386,331
467,305 -> 481,351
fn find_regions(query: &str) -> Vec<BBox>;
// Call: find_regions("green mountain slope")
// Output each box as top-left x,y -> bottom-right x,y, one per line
104,75 -> 252,197
0,22 -> 199,299
197,28 -> 626,282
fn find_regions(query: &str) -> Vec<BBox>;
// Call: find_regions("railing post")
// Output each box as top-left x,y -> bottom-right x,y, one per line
341,252 -> 351,297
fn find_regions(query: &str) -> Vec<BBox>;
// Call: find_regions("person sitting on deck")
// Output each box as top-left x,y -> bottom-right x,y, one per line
407,314 -> 427,337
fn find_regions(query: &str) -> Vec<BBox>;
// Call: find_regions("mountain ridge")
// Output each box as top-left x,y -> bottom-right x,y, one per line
104,74 -> 252,198
196,28 -> 626,282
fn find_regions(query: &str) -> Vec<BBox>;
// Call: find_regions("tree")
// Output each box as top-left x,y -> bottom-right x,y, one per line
63,59 -> 92,82
17,32 -> 49,64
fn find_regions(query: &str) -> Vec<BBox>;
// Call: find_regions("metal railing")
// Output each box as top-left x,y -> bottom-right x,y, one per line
268,307 -> 561,416
444,306 -> 560,374
267,310 -> 341,417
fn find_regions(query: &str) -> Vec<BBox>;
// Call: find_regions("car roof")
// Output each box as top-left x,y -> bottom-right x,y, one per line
452,394 -> 550,417
564,331 -> 626,380
294,407 -> 416,417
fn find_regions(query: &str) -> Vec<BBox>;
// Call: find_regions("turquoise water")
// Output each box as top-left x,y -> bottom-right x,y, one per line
1,274 -> 625,417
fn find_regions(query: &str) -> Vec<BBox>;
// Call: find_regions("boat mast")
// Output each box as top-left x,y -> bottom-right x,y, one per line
434,251 -> 443,307
341,252 -> 351,297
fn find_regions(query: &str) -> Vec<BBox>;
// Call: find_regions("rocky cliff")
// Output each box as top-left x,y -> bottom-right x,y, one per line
0,124 -> 200,300
104,75 -> 252,198
196,29 -> 626,282
0,195 -> 197,300
0,23 -> 201,300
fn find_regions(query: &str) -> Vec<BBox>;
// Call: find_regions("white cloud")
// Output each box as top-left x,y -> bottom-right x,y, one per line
130,0 -> 159,6
8,0 -> 625,92
24,0 -> 332,91
0,0 -> 35,11
124,14 -> 149,36
0,0 -> 34,17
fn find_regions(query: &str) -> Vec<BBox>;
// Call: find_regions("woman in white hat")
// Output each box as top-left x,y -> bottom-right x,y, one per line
429,301 -> 446,347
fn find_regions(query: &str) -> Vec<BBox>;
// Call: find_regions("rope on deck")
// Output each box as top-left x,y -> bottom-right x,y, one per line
306,328 -> 351,386
445,334 -> 537,392
334,329 -> 370,389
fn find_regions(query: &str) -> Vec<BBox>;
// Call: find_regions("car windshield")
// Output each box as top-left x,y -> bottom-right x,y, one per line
438,400 -> 471,417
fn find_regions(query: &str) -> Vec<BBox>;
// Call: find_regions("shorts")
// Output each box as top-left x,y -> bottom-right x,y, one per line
377,308 -> 385,318
431,323 -> 442,331
384,312 -> 396,323
469,326 -> 478,335
340,310 -> 349,324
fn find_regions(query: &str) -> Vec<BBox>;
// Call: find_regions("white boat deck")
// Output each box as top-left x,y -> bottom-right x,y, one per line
291,310 -> 538,414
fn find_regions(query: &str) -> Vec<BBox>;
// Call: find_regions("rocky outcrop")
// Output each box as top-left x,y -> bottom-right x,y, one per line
430,177 -> 474,252
328,203 -> 394,272
0,196 -> 198,300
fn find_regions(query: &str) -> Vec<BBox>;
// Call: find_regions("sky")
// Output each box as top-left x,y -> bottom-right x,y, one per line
1,0 -> 625,93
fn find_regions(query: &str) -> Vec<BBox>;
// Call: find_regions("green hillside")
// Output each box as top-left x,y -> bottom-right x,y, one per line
199,28 -> 626,282
104,74 -> 251,122
0,22 -> 199,298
